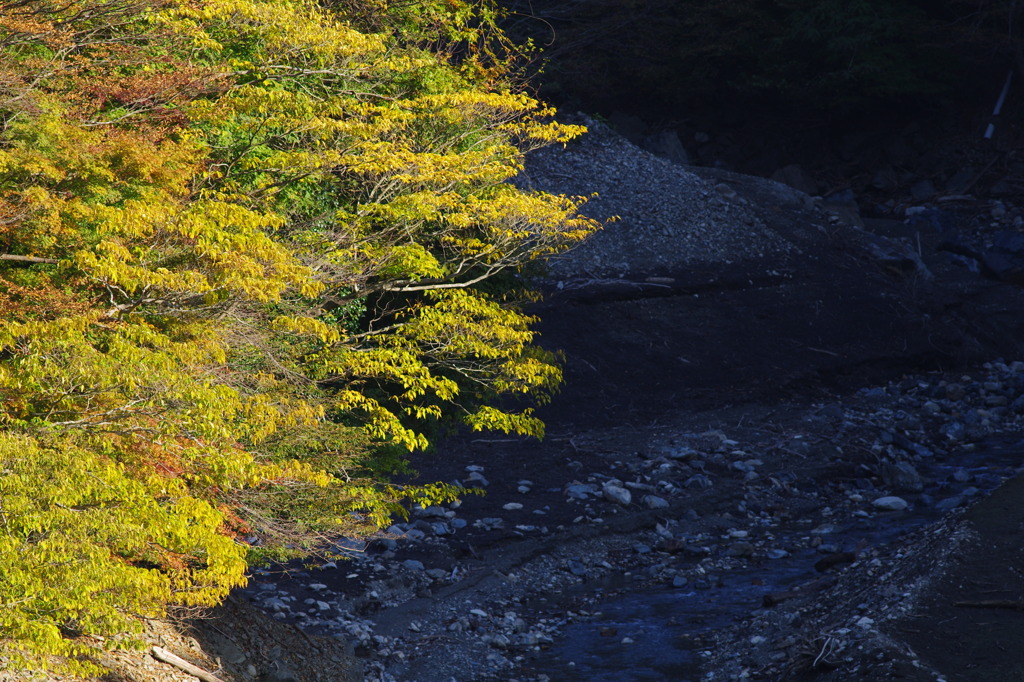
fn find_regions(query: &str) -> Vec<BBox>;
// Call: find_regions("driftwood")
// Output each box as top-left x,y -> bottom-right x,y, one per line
0,254 -> 58,264
151,646 -> 226,682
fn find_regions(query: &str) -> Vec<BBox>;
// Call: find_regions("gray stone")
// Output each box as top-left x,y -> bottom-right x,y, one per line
262,597 -> 290,613
642,494 -> 669,509
333,537 -> 367,555
726,542 -> 755,558
602,483 -> 632,506
981,229 -> 1024,284
641,129 -> 690,165
872,496 -> 909,511
565,483 -> 598,500
474,517 -> 504,531
565,559 -> 588,576
880,461 -> 923,493
402,559 -> 425,571
684,474 -> 713,489
416,505 -> 447,519
944,383 -> 966,401
935,496 -> 963,511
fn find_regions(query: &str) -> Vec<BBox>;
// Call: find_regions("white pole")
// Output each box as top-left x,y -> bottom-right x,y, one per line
984,70 -> 1014,139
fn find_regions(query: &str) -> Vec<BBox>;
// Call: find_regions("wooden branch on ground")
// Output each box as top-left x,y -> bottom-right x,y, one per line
151,647 -> 226,682
0,254 -> 58,264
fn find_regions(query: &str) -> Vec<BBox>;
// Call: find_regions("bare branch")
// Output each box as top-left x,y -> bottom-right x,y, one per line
0,254 -> 58,264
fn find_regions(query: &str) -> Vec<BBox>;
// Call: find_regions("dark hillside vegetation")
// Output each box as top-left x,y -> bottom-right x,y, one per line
503,0 -> 1023,113
499,0 -> 1024,170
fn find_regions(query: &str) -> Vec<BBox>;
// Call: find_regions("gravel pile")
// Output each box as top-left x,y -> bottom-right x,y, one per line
517,115 -> 795,279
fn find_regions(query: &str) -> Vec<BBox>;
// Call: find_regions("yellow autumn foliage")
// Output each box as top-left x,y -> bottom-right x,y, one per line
0,0 -> 598,673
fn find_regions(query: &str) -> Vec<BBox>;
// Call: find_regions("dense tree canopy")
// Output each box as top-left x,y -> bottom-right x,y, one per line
0,0 -> 597,673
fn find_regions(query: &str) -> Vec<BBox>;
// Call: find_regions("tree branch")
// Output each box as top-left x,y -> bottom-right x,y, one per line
151,647 -> 226,682
0,254 -> 58,264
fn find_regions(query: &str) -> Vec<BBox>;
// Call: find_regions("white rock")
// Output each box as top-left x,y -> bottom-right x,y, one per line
603,484 -> 632,506
872,496 -> 909,511
263,597 -> 289,612
503,502 -> 524,511
642,495 -> 669,509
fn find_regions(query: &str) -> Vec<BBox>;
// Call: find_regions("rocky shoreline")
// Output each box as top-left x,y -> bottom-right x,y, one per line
229,357 -> 1024,682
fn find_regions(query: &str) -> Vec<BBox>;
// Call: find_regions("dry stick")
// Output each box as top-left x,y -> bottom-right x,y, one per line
151,647 -> 226,682
0,254 -> 58,264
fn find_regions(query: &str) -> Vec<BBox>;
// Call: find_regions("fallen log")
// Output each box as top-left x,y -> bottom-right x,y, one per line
151,646 -> 225,682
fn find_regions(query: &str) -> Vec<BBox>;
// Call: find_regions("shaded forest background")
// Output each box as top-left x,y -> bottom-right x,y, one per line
499,0 -> 1024,185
